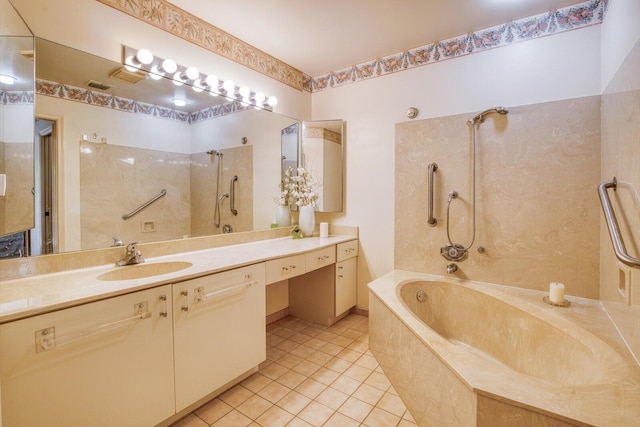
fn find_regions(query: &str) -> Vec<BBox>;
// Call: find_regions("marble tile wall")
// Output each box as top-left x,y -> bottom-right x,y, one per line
0,141 -> 5,233
395,96 -> 601,298
80,142 -> 190,249
190,145 -> 253,237
600,37 -> 640,362
2,142 -> 33,234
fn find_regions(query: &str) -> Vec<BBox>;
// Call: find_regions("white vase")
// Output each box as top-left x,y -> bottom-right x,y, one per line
298,205 -> 315,237
275,204 -> 291,227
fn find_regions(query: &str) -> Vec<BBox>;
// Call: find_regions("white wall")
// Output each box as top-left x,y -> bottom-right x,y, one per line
312,25 -> 602,309
601,0 -> 640,90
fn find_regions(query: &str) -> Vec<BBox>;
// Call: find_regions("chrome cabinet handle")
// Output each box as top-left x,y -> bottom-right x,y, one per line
181,290 -> 189,311
159,295 -> 168,317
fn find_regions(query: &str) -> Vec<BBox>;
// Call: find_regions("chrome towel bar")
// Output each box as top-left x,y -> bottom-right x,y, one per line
122,189 -> 167,220
598,177 -> 640,269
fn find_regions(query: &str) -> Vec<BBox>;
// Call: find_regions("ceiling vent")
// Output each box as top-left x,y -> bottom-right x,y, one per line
86,80 -> 113,91
108,66 -> 146,84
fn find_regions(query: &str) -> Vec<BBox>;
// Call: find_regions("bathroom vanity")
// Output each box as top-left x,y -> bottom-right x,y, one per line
0,231 -> 358,427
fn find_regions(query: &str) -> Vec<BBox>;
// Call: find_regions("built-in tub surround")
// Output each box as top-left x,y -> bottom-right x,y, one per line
395,96 -> 601,298
368,270 -> 640,426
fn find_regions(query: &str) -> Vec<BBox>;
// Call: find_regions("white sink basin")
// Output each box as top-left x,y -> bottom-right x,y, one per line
97,261 -> 193,281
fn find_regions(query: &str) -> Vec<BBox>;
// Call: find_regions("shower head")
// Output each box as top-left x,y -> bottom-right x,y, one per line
207,149 -> 223,156
468,107 -> 509,125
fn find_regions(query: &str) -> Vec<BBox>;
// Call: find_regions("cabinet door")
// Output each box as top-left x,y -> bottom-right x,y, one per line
0,285 -> 175,427
336,257 -> 357,316
173,263 -> 266,411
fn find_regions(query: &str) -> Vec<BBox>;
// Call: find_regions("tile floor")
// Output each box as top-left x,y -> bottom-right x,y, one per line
170,313 -> 417,427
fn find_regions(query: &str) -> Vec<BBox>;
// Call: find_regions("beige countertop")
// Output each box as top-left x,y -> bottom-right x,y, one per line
0,235 -> 356,324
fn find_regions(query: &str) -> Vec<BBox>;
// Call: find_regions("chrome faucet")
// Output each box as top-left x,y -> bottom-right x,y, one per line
111,236 -> 124,247
116,242 -> 145,266
446,263 -> 458,274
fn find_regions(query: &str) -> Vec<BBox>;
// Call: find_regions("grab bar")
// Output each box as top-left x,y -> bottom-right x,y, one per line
35,302 -> 151,352
195,281 -> 254,304
122,189 -> 166,220
598,177 -> 640,268
427,162 -> 438,227
230,175 -> 238,215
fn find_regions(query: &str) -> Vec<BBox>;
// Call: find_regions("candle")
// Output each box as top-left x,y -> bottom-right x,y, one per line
320,222 -> 329,238
549,282 -> 565,304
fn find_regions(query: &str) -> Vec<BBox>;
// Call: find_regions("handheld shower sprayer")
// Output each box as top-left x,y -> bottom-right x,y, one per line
467,107 -> 509,125
207,149 -> 223,156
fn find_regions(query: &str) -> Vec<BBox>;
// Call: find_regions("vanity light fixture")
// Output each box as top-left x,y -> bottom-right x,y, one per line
0,74 -> 17,85
122,45 -> 278,110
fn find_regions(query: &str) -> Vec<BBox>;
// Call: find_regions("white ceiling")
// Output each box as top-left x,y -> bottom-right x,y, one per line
171,0 -> 586,76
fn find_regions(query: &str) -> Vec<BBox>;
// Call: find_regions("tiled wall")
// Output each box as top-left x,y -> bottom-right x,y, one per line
2,142 -> 33,234
190,145 -> 253,237
80,142 -> 190,248
395,96 -> 601,298
600,37 -> 640,361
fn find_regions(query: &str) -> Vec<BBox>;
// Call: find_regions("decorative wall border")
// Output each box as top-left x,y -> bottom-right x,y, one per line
35,79 -> 250,124
96,0 -> 306,91
0,90 -> 34,105
308,0 -> 607,92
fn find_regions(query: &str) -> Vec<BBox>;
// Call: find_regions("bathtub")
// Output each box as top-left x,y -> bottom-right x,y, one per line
368,270 -> 640,427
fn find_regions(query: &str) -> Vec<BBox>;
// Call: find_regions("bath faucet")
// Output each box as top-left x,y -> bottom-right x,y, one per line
446,263 -> 458,274
116,242 -> 145,266
111,236 -> 124,247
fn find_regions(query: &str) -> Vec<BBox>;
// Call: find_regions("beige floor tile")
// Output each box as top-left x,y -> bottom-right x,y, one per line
364,371 -> 391,391
343,364 -> 373,382
286,416 -> 314,426
347,340 -> 369,353
355,353 -> 379,370
323,411 -> 361,427
292,359 -> 322,377
316,331 -> 340,342
376,391 -> 407,416
294,378 -> 327,399
169,413 -> 208,427
314,386 -> 349,410
260,362 -> 289,380
300,326 -> 324,337
193,398 -> 232,424
255,405 -> 295,427
319,342 -> 344,356
331,335 -> 355,347
304,337 -> 329,350
363,407 -> 401,427
273,328 -> 296,339
290,332 -> 312,344
306,351 -> 334,366
336,348 -> 362,363
290,344 -> 316,359
276,369 -> 308,389
276,390 -> 312,415
219,385 -> 254,408
297,401 -> 334,426
341,329 -> 363,340
241,372 -> 273,393
403,408 -> 416,422
236,394 -> 274,419
267,346 -> 287,361
324,357 -> 352,373
337,396 -> 373,423
398,419 -> 419,427
279,353 -> 305,369
330,375 -> 362,395
352,383 -> 385,406
310,366 -> 341,385
211,409 -> 253,427
259,359 -> 273,370
258,381 -> 292,403
277,339 -> 301,352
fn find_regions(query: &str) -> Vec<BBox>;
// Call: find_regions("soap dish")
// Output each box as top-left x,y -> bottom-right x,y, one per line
543,296 -> 570,307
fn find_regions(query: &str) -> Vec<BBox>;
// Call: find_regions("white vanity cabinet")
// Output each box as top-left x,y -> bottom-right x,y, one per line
335,240 -> 358,315
0,285 -> 175,427
172,263 -> 266,411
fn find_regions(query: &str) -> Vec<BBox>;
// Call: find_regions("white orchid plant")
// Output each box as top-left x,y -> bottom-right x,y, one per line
276,167 -> 320,207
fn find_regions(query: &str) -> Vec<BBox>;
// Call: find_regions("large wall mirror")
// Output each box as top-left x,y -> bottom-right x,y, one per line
0,0 -> 35,245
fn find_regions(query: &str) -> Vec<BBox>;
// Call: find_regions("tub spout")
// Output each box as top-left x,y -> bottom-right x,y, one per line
446,263 -> 458,274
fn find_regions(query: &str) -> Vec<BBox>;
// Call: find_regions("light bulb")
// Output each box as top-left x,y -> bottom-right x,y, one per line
173,71 -> 185,86
254,92 -> 265,105
124,55 -> 140,72
205,74 -> 219,89
162,58 -> 177,74
267,96 -> 278,107
185,66 -> 199,81
0,74 -> 16,85
136,48 -> 154,65
149,65 -> 163,80
239,86 -> 250,98
223,79 -> 235,97
192,79 -> 205,93
172,98 -> 187,107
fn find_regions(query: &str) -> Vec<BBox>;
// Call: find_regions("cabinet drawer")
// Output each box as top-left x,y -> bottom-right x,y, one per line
337,240 -> 358,262
266,254 -> 306,284
305,246 -> 336,273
